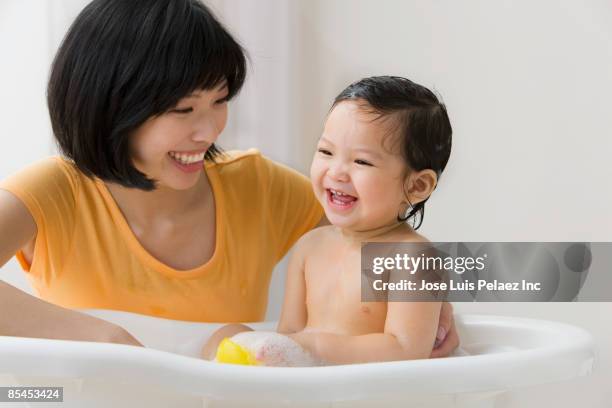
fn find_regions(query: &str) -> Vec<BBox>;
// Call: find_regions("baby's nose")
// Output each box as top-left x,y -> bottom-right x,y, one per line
328,163 -> 350,182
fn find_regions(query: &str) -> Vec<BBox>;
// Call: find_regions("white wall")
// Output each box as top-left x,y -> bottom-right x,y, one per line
288,0 -> 612,242
280,1 -> 612,406
0,0 -> 72,293
0,1 -> 610,406
281,2 -> 612,406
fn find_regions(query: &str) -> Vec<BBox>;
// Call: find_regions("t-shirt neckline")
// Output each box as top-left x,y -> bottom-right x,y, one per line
93,162 -> 225,279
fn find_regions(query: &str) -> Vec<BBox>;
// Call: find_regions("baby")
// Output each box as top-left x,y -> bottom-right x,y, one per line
202,76 -> 452,366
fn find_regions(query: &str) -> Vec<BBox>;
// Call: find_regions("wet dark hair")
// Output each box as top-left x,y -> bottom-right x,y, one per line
332,76 -> 452,229
48,0 -> 247,190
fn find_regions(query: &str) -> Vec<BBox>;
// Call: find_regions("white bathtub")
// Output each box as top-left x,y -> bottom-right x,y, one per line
0,310 -> 594,408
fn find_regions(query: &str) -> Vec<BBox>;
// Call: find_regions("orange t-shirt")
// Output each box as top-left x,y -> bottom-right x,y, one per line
0,149 -> 323,322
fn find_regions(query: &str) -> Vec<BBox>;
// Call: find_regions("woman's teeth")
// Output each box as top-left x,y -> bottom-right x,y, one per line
168,151 -> 205,164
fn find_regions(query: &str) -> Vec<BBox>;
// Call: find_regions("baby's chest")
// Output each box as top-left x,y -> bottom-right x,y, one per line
304,254 -> 387,332
305,254 -> 361,299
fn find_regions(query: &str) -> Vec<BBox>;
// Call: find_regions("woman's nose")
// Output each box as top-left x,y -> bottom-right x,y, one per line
191,119 -> 220,144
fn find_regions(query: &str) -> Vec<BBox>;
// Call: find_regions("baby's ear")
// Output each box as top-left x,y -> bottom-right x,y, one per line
405,169 -> 438,204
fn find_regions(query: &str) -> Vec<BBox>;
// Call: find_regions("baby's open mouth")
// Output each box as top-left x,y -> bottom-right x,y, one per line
327,188 -> 358,206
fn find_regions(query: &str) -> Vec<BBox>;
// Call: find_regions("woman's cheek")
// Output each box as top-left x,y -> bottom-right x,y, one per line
215,105 -> 229,135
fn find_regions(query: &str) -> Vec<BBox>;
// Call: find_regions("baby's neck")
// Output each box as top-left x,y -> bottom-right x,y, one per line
338,222 -> 412,244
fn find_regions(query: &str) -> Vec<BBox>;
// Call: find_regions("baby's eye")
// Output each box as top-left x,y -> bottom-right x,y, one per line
318,148 -> 332,156
215,96 -> 229,105
355,159 -> 373,166
171,107 -> 193,114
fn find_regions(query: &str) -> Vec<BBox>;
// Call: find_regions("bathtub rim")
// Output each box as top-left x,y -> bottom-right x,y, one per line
0,314 -> 595,403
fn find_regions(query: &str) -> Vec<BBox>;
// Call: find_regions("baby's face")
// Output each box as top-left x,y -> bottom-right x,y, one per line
310,101 -> 408,232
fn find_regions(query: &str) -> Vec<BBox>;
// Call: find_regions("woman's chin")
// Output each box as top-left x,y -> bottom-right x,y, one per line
159,172 -> 203,191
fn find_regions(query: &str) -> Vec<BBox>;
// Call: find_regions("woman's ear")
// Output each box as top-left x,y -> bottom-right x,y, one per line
404,169 -> 438,204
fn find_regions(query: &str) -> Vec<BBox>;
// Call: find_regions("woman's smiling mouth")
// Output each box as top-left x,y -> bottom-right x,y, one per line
168,150 -> 207,173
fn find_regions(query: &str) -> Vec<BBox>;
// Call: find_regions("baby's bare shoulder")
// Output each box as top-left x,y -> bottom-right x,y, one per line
376,224 -> 431,244
295,225 -> 336,247
401,230 -> 431,243
291,226 -> 338,262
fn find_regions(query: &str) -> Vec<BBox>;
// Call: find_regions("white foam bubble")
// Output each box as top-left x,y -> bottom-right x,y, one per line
231,331 -> 320,367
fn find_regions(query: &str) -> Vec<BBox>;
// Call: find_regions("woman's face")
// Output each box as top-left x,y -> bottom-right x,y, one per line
310,101 -> 409,231
130,82 -> 229,191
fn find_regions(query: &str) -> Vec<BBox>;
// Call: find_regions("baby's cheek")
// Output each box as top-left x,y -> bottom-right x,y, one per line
364,183 -> 403,219
357,177 -> 388,202
309,159 -> 323,183
310,170 -> 326,201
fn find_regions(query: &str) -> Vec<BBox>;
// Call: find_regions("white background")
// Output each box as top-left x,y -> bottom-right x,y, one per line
0,1 -> 610,406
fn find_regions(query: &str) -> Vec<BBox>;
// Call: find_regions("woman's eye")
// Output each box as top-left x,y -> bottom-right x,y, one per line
215,97 -> 229,105
171,107 -> 193,114
318,148 -> 332,156
355,159 -> 373,166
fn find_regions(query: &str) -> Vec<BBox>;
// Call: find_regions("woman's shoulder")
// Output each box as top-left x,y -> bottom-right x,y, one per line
0,156 -> 83,251
0,155 -> 81,195
207,148 -> 264,170
210,148 -> 309,187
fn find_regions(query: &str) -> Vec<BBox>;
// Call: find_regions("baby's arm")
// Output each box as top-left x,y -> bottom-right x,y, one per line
290,300 -> 442,365
278,231 -> 442,364
276,236 -> 310,335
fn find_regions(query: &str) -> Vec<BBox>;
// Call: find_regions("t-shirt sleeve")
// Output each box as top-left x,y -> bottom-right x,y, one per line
259,155 -> 324,261
0,157 -> 79,272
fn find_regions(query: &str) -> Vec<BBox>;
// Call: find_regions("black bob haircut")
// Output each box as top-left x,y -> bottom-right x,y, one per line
48,0 -> 247,190
332,76 -> 452,229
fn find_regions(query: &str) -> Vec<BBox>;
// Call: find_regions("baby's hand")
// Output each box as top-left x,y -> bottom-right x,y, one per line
251,338 -> 293,366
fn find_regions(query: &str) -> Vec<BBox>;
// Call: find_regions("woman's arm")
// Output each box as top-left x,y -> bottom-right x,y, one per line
290,301 -> 441,365
0,189 -> 141,346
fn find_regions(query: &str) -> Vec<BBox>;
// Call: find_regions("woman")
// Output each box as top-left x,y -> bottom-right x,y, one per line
0,0 -> 458,356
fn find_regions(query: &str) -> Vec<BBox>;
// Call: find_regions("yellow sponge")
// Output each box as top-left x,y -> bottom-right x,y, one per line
215,338 -> 259,366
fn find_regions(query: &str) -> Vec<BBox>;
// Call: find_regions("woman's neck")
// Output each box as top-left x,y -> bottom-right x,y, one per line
104,171 -> 212,227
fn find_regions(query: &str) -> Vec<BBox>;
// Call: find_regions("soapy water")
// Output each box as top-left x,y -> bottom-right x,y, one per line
220,331 -> 321,367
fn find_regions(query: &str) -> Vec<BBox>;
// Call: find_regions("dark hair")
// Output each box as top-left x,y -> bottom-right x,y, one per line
332,76 -> 452,229
48,0 -> 247,190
